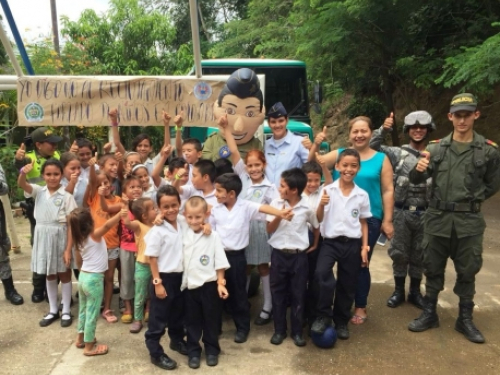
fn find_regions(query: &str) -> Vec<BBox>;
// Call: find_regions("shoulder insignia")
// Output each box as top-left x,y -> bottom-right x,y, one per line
429,139 -> 441,144
485,139 -> 498,148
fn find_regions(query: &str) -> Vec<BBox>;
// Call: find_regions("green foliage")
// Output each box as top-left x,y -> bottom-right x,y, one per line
346,96 -> 387,129
0,146 -> 24,203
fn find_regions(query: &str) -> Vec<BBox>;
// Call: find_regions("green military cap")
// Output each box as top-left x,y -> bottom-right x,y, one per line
31,127 -> 62,143
450,93 -> 477,113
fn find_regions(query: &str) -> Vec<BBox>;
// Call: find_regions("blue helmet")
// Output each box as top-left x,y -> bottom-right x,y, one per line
311,325 -> 337,348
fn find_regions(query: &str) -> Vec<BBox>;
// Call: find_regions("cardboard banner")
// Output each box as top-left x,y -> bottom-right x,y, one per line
17,76 -> 227,127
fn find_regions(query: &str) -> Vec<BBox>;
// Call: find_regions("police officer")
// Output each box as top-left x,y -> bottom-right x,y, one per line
407,94 -> 500,343
14,127 -> 62,303
0,164 -> 24,305
370,111 -> 435,309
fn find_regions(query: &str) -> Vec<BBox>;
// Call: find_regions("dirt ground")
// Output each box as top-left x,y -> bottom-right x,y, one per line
1,194 -> 499,375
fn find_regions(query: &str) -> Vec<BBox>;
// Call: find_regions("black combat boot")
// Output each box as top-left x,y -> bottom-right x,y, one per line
32,272 -> 46,303
2,276 -> 24,305
455,302 -> 485,344
407,278 -> 425,309
387,277 -> 405,308
408,296 -> 439,332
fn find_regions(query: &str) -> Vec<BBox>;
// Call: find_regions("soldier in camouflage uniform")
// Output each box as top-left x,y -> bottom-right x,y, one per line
370,111 -> 435,309
0,164 -> 24,305
408,94 -> 500,343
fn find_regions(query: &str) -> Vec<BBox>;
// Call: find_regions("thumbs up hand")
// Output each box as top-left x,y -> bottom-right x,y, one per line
161,145 -> 172,158
15,143 -> 26,161
319,189 -> 330,206
162,111 -> 172,126
416,151 -> 430,172
88,152 -> 98,167
69,140 -> 79,154
21,158 -> 35,174
314,126 -> 327,145
382,112 -> 394,131
174,110 -> 184,127
70,172 -> 79,185
301,135 -> 312,150
98,181 -> 107,196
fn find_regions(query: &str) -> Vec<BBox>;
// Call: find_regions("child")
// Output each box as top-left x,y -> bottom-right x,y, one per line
181,196 -> 230,369
71,138 -> 96,207
131,145 -> 172,200
301,160 -> 332,327
97,153 -> 122,197
124,152 -> 142,176
209,173 -> 293,344
121,197 -> 157,333
164,157 -> 189,186
18,159 -> 77,327
311,149 -> 371,341
144,185 -> 188,371
70,207 -> 124,356
60,152 -> 82,198
85,155 -> 122,323
173,159 -> 218,208
219,118 -> 278,325
266,168 -> 320,347
178,137 -> 202,184
214,158 -> 234,178
116,176 -> 144,324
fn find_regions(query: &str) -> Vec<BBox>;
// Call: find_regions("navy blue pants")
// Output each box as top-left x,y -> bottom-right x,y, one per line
270,249 -> 308,336
145,272 -> 184,359
185,281 -> 222,358
314,237 -> 361,325
224,250 -> 250,334
305,231 -> 323,324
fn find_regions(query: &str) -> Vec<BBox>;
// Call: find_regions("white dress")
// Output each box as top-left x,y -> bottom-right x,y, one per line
28,185 -> 77,275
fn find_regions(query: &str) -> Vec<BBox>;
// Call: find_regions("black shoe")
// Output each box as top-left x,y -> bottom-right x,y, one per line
270,332 -> 287,345
39,312 -> 60,327
254,309 -> 272,325
188,357 -> 201,369
113,284 -> 120,295
2,277 -> 24,305
169,340 -> 188,355
60,313 -> 73,328
387,288 -> 405,308
455,302 -> 485,344
206,354 -> 218,367
311,316 -> 332,335
151,354 -> 177,370
292,334 -> 306,347
31,290 -> 45,303
234,331 -> 248,344
408,297 -> 439,332
336,324 -> 350,340
408,291 -> 425,309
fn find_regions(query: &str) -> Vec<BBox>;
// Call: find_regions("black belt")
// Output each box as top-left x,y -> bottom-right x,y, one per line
429,199 -> 481,213
276,248 -> 302,254
325,236 -> 358,243
224,249 -> 244,255
395,202 -> 427,212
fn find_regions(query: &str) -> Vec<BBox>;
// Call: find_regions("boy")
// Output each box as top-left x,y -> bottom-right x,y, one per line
181,196 -> 230,369
176,133 -> 202,184
266,168 -> 320,347
164,157 -> 190,186
301,161 -> 332,327
173,159 -> 218,208
209,173 -> 293,344
311,149 -> 371,341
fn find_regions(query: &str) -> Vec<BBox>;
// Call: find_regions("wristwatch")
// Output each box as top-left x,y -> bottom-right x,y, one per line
217,279 -> 226,286
153,278 -> 162,285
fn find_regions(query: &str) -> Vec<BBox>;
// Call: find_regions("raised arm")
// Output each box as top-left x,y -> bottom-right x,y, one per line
94,208 -> 125,240
218,114 -> 241,165
152,145 -> 172,187
109,108 -> 126,155
380,156 -> 395,239
17,160 -> 34,195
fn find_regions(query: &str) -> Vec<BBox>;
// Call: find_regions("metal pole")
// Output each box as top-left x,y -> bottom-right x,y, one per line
0,24 -> 23,77
50,0 -> 60,56
0,0 -> 34,75
189,0 -> 202,78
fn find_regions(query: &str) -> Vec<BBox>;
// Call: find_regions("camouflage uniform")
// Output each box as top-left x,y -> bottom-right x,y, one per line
0,164 -> 12,279
201,132 -> 262,162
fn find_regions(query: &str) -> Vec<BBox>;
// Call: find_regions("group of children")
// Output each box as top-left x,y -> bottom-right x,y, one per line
15,108 -> 374,370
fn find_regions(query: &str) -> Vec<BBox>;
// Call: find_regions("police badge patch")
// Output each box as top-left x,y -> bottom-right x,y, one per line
200,255 -> 210,266
219,145 -> 231,158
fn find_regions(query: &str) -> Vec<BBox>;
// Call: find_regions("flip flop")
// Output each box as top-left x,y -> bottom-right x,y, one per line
75,338 -> 97,349
84,344 -> 108,357
101,309 -> 118,323
350,314 -> 368,325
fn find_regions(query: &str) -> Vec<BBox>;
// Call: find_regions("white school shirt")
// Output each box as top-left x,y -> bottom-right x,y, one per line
180,185 -> 218,208
27,184 -> 78,223
319,180 -> 372,239
266,197 -> 319,251
181,228 -> 230,291
209,199 -> 261,250
302,186 -> 324,231
142,177 -> 168,201
144,154 -> 162,175
265,130 -> 309,186
144,216 -> 186,273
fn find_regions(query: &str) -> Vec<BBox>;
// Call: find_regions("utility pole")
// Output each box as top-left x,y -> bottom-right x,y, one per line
50,0 -> 60,56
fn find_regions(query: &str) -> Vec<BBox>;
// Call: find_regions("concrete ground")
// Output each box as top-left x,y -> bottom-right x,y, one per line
1,194 -> 500,375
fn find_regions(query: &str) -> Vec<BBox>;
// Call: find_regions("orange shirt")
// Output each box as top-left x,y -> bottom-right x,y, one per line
88,193 -> 121,249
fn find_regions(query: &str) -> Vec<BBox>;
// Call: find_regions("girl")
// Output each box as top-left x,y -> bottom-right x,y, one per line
61,152 -> 82,202
117,176 -> 143,324
124,152 -> 142,177
312,116 -> 394,324
70,138 -> 96,207
98,153 -> 123,197
18,159 -> 77,327
70,207 -> 125,356
131,145 -> 171,200
219,117 -> 278,325
85,154 -> 122,323
121,197 -> 157,333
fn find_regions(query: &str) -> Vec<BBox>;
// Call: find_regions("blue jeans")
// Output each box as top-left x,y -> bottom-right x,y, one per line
354,217 -> 382,308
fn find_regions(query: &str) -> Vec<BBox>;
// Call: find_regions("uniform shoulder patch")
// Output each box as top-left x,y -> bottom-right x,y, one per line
485,139 -> 498,148
429,139 -> 441,144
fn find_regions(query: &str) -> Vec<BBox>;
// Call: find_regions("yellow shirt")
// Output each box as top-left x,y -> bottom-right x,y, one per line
134,221 -> 152,264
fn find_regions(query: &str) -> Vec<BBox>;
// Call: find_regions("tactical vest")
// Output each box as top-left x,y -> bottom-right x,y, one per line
393,146 -> 431,206
25,151 -> 61,186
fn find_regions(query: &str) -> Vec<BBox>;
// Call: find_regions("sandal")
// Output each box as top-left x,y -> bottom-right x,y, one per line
121,312 -> 133,324
350,314 -> 368,325
101,309 -> 118,323
84,344 -> 108,357
75,338 -> 97,349
129,321 -> 143,333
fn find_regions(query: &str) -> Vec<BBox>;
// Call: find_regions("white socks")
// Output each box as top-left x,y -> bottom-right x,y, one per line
61,281 -> 72,319
260,275 -> 272,319
46,279 -> 58,316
